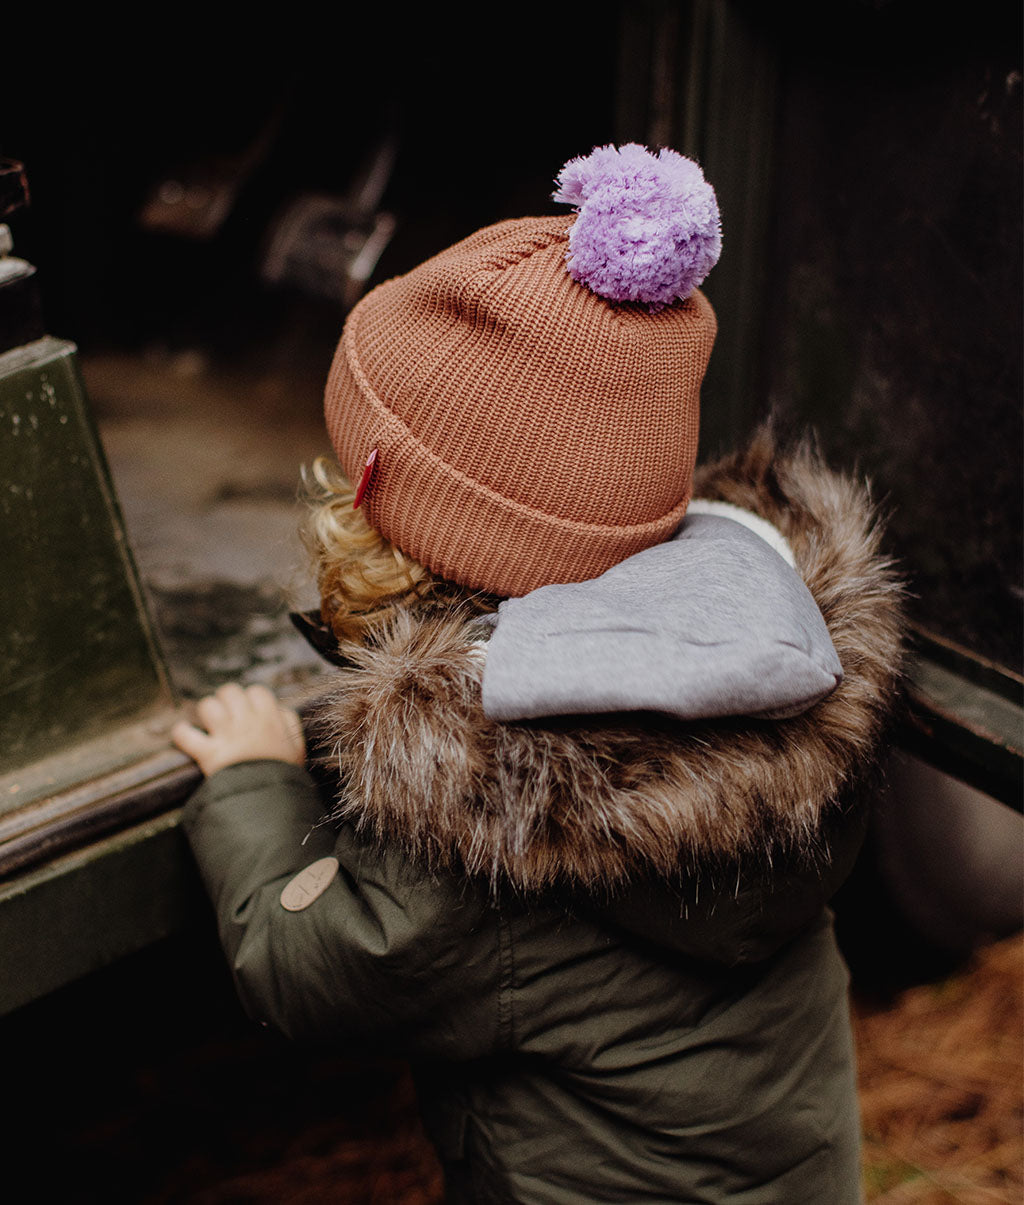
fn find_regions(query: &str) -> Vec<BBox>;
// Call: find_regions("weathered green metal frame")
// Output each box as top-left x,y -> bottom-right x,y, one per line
0,689 -> 325,1016
903,630 -> 1023,812
0,335 -> 194,1015
0,807 -> 201,1016
0,337 -> 175,797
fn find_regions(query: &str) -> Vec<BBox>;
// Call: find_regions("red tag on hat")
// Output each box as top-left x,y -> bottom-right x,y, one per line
353,448 -> 378,508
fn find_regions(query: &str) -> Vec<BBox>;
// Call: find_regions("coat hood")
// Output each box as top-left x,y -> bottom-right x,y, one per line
309,428 -> 905,895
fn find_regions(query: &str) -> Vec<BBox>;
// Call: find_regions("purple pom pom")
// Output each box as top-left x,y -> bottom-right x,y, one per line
552,143 -> 721,308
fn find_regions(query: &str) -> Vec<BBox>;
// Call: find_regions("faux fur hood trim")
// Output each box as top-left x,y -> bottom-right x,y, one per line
310,428 -> 906,892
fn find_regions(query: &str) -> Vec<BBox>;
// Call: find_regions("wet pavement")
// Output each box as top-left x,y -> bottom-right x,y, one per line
83,345 -> 335,701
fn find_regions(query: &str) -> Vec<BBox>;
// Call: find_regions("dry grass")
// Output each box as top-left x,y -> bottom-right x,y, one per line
854,933 -> 1024,1203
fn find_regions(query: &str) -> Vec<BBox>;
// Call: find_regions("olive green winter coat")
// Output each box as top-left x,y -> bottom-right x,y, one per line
183,435 -> 905,1203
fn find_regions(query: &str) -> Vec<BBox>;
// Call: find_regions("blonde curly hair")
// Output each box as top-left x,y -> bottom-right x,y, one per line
301,458 -> 499,645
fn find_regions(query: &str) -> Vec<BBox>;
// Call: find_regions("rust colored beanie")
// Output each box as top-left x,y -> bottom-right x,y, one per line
324,144 -> 721,598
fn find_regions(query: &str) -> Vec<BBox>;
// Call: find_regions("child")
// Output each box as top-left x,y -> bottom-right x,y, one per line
173,144 -> 904,1203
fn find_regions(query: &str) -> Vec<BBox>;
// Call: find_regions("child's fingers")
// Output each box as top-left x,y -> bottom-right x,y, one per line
215,681 -> 249,720
171,685 -> 305,775
171,720 -> 214,762
281,707 -> 303,740
196,694 -> 228,731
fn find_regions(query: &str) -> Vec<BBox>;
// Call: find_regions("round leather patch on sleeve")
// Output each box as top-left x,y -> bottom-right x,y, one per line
280,856 -> 340,911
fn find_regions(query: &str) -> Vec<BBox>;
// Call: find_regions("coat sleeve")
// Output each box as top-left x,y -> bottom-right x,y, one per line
182,760 -> 503,1058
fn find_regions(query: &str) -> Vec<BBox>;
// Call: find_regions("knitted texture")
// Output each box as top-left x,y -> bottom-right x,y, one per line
324,213 -> 717,597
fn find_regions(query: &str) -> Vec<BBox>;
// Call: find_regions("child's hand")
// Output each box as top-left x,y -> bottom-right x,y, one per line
171,683 -> 306,778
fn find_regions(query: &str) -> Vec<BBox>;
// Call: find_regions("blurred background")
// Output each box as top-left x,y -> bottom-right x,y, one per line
1,2 -> 1021,1201
5,2 -> 1020,661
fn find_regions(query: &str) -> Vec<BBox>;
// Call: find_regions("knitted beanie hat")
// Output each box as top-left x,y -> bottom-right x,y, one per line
323,143 -> 721,598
